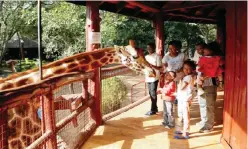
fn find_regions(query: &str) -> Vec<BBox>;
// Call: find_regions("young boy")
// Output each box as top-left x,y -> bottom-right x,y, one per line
175,60 -> 196,139
158,71 -> 176,128
197,43 -> 224,95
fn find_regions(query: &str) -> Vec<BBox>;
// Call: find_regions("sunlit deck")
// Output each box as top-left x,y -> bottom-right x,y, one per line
82,91 -> 224,149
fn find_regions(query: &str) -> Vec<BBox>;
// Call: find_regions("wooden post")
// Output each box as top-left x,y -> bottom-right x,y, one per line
0,108 -> 8,149
217,14 -> 226,52
154,12 -> 165,57
42,93 -> 57,149
153,12 -> 165,87
86,1 -> 102,126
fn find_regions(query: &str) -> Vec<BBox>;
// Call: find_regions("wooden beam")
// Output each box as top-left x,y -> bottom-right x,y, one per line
116,1 -> 127,13
166,13 -> 217,22
125,1 -> 160,13
163,2 -> 221,12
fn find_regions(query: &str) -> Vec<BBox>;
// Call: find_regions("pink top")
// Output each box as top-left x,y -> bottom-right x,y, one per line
161,81 -> 176,100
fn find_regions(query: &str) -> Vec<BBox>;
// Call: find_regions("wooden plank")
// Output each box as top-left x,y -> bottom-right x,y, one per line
222,1 -> 236,145
163,2 -> 221,11
42,93 -> 57,149
82,95 -> 224,149
229,2 -> 247,149
125,1 -> 160,13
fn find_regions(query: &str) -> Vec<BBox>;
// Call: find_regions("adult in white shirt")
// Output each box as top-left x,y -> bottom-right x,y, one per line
145,43 -> 162,116
162,40 -> 188,81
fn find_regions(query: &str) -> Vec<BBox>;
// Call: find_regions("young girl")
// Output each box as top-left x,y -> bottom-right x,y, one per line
197,43 -> 224,95
158,71 -> 176,128
174,60 -> 196,139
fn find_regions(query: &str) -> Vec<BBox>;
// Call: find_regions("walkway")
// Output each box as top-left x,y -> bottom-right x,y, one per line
82,91 -> 224,149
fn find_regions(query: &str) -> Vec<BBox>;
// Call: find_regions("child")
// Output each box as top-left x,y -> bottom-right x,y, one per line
174,60 -> 196,139
197,43 -> 224,95
158,71 -> 176,128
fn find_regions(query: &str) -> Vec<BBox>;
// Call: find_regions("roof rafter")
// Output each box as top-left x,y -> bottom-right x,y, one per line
163,2 -> 222,12
125,1 -> 160,13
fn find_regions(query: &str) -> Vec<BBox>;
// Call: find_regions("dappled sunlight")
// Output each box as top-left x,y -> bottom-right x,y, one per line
82,93 -> 224,149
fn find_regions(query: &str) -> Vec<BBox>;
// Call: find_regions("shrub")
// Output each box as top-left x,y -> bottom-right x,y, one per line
101,77 -> 127,115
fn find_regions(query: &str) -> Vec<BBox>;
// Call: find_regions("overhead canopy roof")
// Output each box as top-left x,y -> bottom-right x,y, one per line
68,1 -> 226,24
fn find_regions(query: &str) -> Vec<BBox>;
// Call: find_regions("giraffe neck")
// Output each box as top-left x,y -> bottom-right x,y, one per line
0,45 -> 151,93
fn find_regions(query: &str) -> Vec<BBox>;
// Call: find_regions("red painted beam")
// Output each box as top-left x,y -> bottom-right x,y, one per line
125,1 -> 160,13
86,1 -> 102,126
163,2 -> 221,11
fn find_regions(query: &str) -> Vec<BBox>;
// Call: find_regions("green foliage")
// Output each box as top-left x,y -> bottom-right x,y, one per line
15,58 -> 46,72
101,77 -> 127,115
0,0 -> 30,63
101,11 -> 154,51
42,2 -> 86,60
164,22 -> 216,57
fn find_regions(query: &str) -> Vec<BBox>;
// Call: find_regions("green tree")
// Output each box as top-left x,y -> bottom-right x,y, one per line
41,2 -> 86,60
0,0 -> 29,63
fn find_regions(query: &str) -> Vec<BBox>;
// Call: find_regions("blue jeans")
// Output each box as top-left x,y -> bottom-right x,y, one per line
198,86 -> 217,128
163,101 -> 174,126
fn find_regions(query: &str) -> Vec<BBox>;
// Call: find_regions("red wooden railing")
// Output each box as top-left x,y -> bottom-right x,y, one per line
0,65 -> 148,149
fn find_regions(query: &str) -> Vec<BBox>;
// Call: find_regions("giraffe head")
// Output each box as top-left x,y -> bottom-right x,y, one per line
114,45 -> 150,73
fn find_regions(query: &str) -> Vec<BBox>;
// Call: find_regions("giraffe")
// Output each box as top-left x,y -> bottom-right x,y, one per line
1,45 -> 158,149
7,98 -> 42,149
0,45 -> 157,93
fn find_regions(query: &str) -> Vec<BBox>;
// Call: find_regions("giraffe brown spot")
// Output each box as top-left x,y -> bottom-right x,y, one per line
91,51 -> 105,60
9,139 -> 23,149
15,104 -> 29,117
64,59 -> 74,64
109,59 -> 113,63
53,67 -> 66,74
114,59 -> 120,63
79,65 -> 89,72
91,61 -> 102,69
107,53 -> 112,57
78,55 -> 91,64
1,82 -> 14,90
21,135 -> 32,147
16,78 -> 30,86
100,57 -> 108,64
8,127 -> 21,138
9,116 -> 22,129
23,118 -> 39,134
67,63 -> 78,69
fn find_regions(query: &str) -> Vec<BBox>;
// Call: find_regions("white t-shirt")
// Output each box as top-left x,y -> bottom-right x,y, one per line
162,52 -> 187,72
177,75 -> 194,102
145,53 -> 162,82
192,50 -> 201,64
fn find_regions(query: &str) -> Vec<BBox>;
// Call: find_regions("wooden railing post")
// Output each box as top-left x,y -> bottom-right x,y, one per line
153,12 -> 165,88
41,92 -> 57,149
0,108 -> 8,149
86,1 -> 102,126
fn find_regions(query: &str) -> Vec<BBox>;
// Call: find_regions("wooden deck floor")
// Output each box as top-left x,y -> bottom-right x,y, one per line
82,92 -> 224,149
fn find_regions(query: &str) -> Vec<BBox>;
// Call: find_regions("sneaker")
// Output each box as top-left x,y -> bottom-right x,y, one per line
196,122 -> 204,127
199,126 -> 214,133
162,122 -> 167,126
165,125 -> 171,129
145,111 -> 156,116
